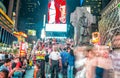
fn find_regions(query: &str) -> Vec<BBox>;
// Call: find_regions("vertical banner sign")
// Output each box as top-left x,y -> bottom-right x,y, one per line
48,0 -> 66,24
19,42 -> 26,57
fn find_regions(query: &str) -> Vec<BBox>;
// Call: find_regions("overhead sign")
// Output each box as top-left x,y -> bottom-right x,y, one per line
45,24 -> 67,32
28,30 -> 36,36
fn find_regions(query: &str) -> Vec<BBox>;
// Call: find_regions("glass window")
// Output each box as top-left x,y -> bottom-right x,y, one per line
94,6 -> 96,8
99,2 -> 101,4
96,11 -> 98,13
98,5 -> 100,7
98,9 -> 101,12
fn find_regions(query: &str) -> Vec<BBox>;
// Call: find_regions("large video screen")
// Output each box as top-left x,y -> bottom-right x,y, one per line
45,24 -> 67,32
48,0 -> 66,24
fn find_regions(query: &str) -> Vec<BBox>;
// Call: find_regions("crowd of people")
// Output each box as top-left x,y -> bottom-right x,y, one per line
33,39 -> 75,78
0,52 -> 33,78
33,39 -> 113,78
0,38 -> 114,78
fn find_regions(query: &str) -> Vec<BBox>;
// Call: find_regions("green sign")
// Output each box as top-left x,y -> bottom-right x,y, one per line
118,3 -> 120,8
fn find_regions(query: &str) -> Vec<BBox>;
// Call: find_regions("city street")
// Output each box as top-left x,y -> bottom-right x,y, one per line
1,0 -> 120,78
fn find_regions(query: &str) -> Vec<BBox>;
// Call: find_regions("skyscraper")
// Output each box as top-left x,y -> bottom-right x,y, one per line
82,0 -> 111,22
82,0 -> 102,22
101,0 -> 111,9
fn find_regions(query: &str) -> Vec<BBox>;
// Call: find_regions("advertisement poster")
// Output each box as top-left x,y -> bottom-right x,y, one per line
48,0 -> 66,24
19,42 -> 27,57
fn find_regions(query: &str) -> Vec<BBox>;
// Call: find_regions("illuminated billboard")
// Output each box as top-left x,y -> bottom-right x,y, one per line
45,24 -> 67,32
48,0 -> 66,24
28,30 -> 36,36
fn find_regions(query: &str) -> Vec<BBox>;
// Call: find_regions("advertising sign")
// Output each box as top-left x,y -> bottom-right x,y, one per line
48,0 -> 66,24
19,42 -> 27,57
28,30 -> 36,36
45,24 -> 67,32
91,32 -> 100,44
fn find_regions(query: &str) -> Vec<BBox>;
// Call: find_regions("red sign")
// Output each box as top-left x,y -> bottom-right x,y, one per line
19,42 -> 27,57
48,0 -> 66,24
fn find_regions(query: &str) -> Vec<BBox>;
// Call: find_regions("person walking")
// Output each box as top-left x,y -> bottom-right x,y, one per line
45,50 -> 50,78
36,45 -> 46,78
67,49 -> 75,78
60,48 -> 69,78
49,45 -> 62,78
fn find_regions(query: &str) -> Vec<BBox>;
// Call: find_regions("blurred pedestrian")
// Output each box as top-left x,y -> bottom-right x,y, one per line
34,63 -> 40,78
94,45 -> 113,78
85,46 -> 96,78
75,46 -> 87,78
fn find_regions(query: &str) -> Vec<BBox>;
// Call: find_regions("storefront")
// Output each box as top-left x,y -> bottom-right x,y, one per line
0,8 -> 17,45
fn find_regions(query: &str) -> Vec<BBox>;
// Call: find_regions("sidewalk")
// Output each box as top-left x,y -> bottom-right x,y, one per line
24,67 -> 34,78
24,67 -> 64,78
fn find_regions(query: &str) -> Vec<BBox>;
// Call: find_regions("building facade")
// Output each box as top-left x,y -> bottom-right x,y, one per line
101,0 -> 111,10
0,1 -> 18,45
83,0 -> 102,22
99,0 -> 120,45
0,8 -> 17,45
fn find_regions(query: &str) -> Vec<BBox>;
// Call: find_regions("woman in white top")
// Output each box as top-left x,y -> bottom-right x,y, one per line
74,46 -> 87,78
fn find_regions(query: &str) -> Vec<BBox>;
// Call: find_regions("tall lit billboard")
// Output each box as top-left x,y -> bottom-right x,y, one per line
48,0 -> 66,24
